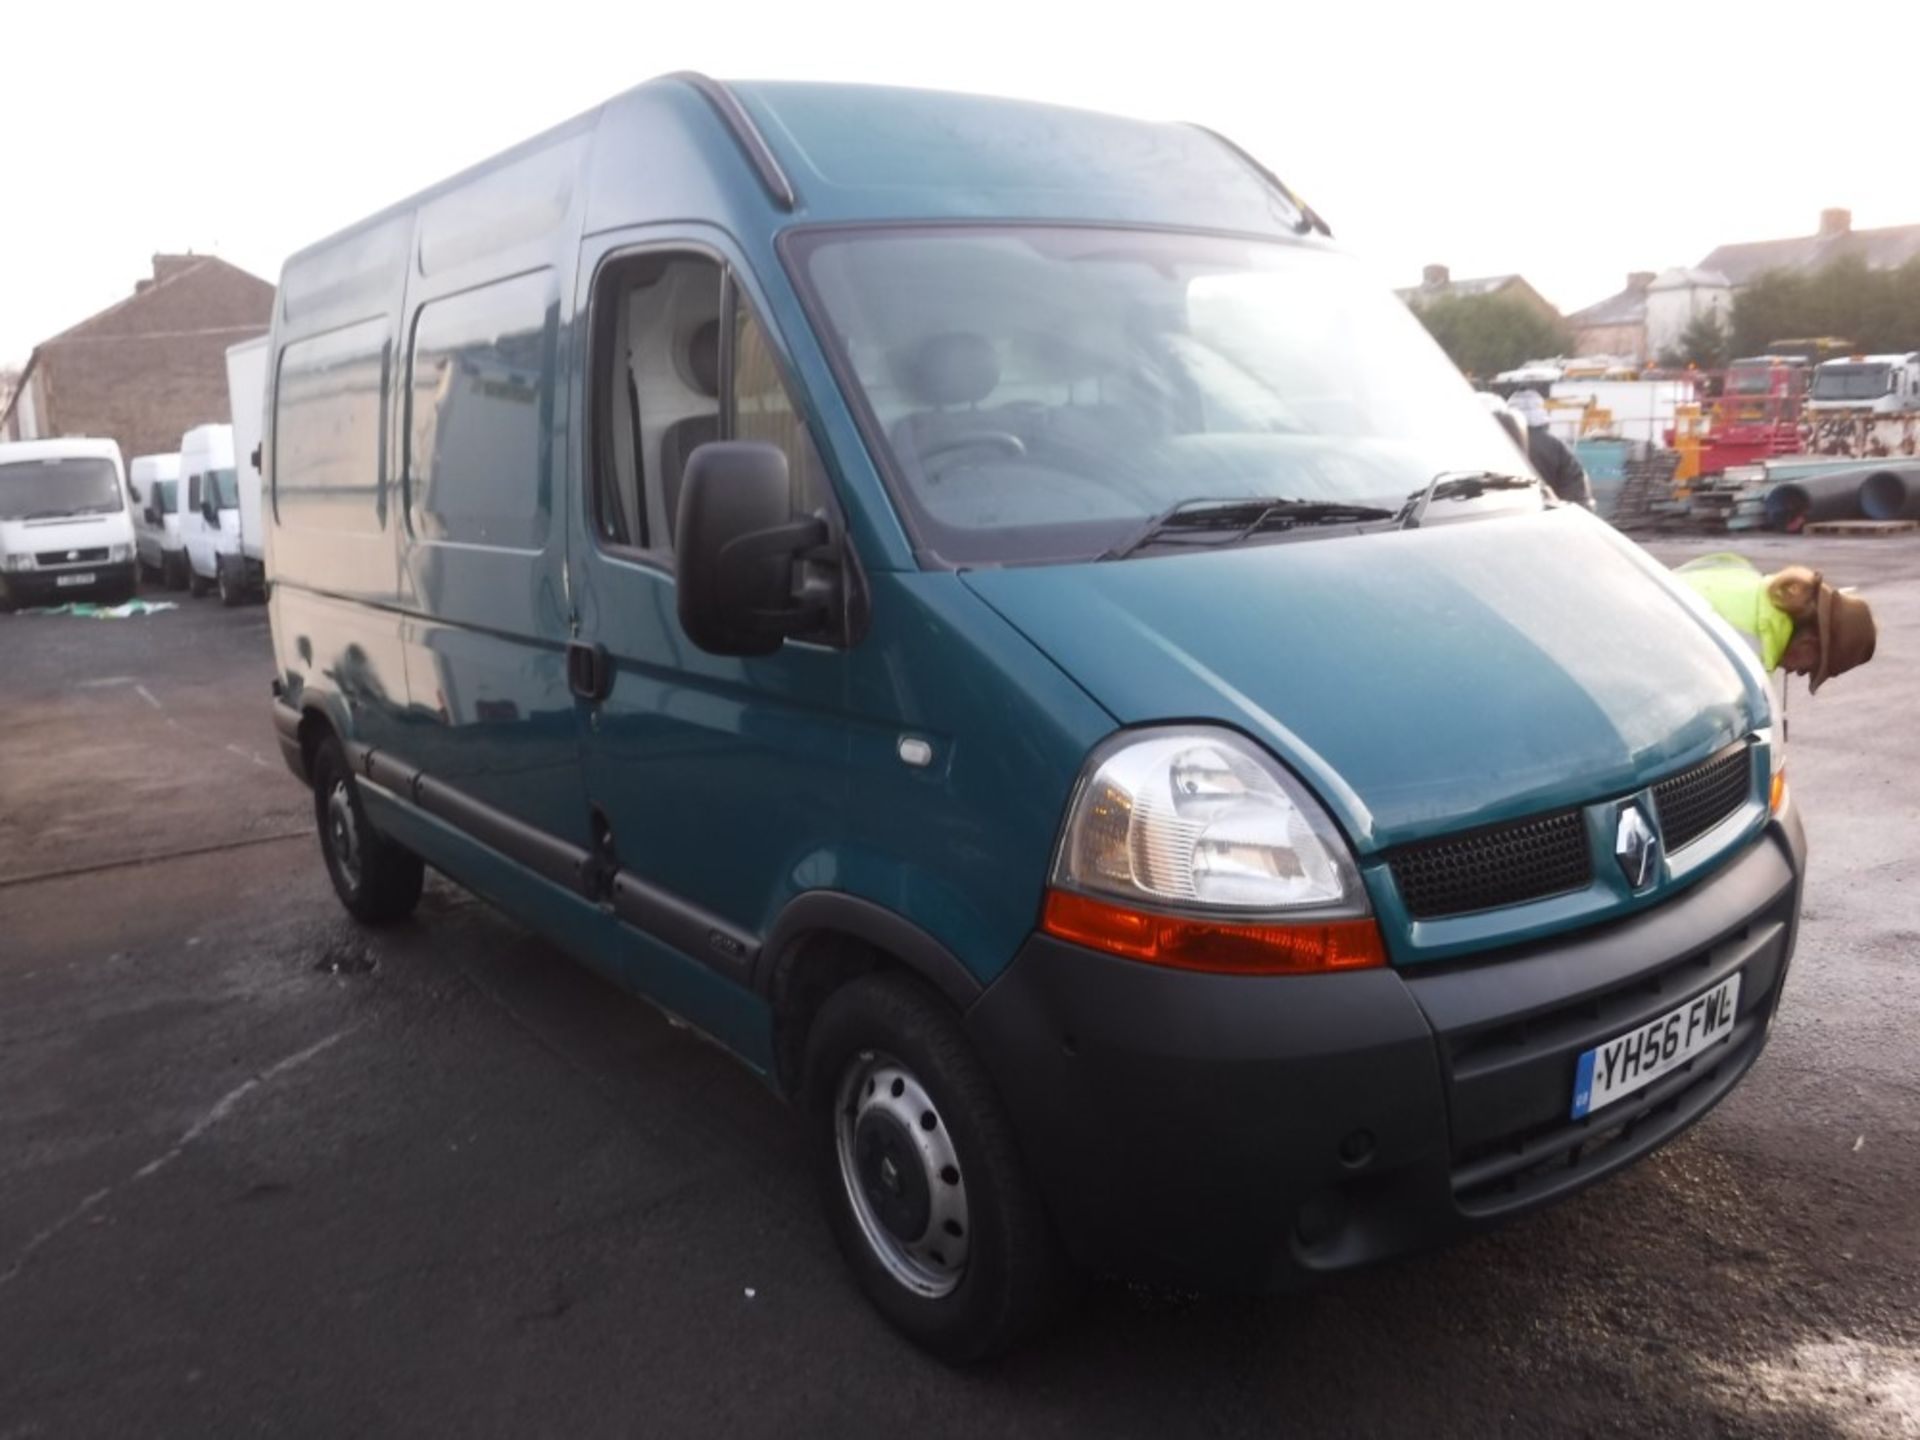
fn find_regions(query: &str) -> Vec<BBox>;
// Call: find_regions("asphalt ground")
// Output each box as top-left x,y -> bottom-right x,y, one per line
2,534 -> 1916,1438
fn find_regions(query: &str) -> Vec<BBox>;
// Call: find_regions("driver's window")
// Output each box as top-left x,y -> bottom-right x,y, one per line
590,253 -> 722,556
590,252 -> 830,556
734,300 -> 829,516
187,474 -> 202,511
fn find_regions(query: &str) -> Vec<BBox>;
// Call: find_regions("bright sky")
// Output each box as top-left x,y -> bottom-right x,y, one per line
6,0 -> 1918,367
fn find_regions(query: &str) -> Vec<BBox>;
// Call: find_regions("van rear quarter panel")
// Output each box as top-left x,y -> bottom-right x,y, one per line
267,204 -> 412,756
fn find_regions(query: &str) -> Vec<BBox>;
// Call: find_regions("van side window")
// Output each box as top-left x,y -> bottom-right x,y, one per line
406,270 -> 558,550
590,253 -> 723,554
274,317 -> 391,533
188,474 -> 202,511
733,300 -> 830,515
590,254 -> 831,556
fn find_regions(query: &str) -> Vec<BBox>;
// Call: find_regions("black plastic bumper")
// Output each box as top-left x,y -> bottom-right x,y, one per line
1,561 -> 136,605
965,807 -> 1805,1293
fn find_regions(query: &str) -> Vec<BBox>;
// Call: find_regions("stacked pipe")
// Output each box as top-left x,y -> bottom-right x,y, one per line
1765,463 -> 1920,529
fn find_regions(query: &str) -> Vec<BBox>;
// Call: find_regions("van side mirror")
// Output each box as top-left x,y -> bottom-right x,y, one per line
203,499 -> 219,524
144,507 -> 158,526
675,441 -> 830,657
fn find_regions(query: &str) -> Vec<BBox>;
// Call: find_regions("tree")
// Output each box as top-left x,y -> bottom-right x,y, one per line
1409,292 -> 1573,378
1659,311 -> 1730,370
1729,256 -> 1920,355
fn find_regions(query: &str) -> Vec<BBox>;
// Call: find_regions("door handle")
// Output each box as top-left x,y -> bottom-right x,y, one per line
567,640 -> 612,701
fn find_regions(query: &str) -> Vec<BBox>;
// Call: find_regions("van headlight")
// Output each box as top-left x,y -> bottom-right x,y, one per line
2,553 -> 31,572
108,542 -> 133,563
1043,727 -> 1383,974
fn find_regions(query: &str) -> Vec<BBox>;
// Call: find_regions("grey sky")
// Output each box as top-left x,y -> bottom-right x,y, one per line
6,0 -> 1917,366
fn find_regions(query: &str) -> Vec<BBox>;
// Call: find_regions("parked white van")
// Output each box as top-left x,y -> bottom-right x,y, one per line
180,423 -> 239,598
129,452 -> 185,585
223,338 -> 269,604
0,438 -> 138,607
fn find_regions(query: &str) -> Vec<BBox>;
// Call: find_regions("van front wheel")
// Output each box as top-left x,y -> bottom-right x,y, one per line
312,738 -> 423,925
805,973 -> 1070,1361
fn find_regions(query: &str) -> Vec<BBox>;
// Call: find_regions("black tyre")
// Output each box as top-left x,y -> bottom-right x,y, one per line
217,561 -> 240,607
311,737 -> 424,925
805,972 -> 1071,1362
165,553 -> 187,591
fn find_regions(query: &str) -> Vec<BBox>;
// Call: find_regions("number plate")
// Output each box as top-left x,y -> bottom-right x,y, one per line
1571,972 -> 1742,1119
55,572 -> 96,587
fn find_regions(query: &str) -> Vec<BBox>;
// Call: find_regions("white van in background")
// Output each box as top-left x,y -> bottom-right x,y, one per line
180,423 -> 239,599
129,452 -> 185,585
0,438 -> 138,608
223,337 -> 268,604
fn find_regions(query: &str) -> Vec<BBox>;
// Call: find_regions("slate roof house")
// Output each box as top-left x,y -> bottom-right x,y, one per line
1568,272 -> 1658,362
1396,264 -> 1562,324
1699,209 -> 1920,286
1,254 -> 274,467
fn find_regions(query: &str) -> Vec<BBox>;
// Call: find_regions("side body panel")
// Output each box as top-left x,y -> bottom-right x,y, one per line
226,338 -> 269,562
392,131 -> 591,851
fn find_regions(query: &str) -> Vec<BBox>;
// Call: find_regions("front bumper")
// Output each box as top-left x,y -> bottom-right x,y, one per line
1,560 -> 137,605
966,804 -> 1806,1293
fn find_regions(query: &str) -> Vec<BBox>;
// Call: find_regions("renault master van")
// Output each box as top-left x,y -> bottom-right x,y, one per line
0,438 -> 137,607
180,423 -> 240,598
130,452 -> 184,584
266,76 -> 1805,1360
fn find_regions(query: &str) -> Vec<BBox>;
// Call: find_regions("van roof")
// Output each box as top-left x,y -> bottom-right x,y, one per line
130,453 -> 183,477
0,437 -> 125,469
179,423 -> 234,452
280,75 -> 1319,296
1814,353 -> 1917,367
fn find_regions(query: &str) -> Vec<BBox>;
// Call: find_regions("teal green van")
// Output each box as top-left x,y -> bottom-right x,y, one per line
266,74 -> 1804,1359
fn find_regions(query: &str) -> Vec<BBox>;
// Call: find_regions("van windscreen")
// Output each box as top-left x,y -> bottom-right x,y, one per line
0,457 -> 123,521
210,468 -> 240,508
793,227 -> 1537,565
1811,364 -> 1891,401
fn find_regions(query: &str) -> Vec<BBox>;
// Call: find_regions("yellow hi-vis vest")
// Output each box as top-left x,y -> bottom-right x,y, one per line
1675,553 -> 1795,671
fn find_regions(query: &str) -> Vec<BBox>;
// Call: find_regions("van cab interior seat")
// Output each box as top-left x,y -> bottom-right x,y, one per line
889,332 -> 1033,473
658,318 -> 722,541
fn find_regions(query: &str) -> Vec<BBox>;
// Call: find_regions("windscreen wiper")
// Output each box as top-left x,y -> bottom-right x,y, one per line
1398,471 -> 1539,531
1101,496 -> 1397,562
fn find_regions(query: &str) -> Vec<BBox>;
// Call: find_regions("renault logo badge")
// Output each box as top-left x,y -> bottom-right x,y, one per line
1615,805 -> 1660,891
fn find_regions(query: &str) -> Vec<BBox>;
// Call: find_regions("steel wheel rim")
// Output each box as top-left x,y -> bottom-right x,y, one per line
834,1049 -> 969,1299
326,780 -> 362,893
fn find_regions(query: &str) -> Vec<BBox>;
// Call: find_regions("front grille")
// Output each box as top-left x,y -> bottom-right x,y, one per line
1431,898 -> 1793,1214
1389,810 -> 1591,920
35,547 -> 108,567
1436,902 -> 1804,1221
1653,745 -> 1753,851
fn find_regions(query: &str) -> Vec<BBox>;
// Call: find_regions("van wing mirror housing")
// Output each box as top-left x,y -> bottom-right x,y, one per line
675,441 -> 833,657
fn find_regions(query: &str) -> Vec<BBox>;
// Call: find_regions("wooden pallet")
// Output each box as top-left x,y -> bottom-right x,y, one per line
1804,519 -> 1919,536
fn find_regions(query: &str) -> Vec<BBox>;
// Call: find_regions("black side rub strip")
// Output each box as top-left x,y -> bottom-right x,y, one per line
348,741 -> 759,986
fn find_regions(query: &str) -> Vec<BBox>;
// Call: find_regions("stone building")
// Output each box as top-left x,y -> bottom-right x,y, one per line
1,254 -> 274,465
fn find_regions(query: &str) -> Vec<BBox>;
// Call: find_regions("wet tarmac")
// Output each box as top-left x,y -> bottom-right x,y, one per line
2,535 -> 1916,1438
